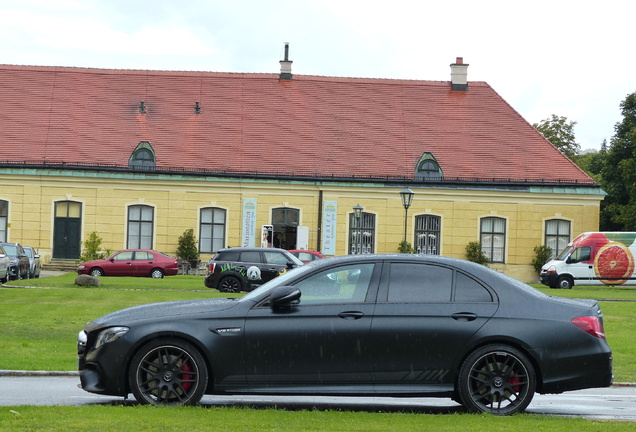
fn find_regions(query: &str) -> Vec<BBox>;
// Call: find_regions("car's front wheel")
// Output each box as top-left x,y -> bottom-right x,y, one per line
219,275 -> 243,293
457,344 -> 536,415
556,275 -> 573,289
89,268 -> 104,277
129,338 -> 208,406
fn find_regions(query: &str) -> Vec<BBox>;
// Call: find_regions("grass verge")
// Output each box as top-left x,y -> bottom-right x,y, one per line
1,406 -> 635,432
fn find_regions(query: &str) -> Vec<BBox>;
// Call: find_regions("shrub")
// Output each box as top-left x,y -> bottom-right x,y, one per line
465,241 -> 489,266
398,240 -> 415,253
532,245 -> 553,274
79,232 -> 112,262
176,228 -> 199,261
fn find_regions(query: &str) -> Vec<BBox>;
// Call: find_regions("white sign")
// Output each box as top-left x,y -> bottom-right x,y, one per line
322,201 -> 337,255
242,198 -> 257,247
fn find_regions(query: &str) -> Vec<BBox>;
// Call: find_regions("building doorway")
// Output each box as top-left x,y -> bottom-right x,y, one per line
271,208 -> 299,250
53,201 -> 82,259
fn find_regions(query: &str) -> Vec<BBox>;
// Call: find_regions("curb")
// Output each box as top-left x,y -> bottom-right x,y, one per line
1,370 -> 634,387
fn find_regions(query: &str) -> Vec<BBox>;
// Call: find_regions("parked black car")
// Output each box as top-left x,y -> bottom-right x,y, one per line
204,247 -> 303,292
78,254 -> 612,415
0,242 -> 29,280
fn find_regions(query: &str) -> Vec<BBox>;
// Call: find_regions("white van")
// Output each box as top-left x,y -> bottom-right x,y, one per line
540,232 -> 636,289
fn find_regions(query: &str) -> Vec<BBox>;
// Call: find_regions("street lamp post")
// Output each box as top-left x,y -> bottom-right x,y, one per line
399,188 -> 414,252
353,204 -> 364,254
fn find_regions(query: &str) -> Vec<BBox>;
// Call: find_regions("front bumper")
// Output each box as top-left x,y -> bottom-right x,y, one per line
540,272 -> 558,287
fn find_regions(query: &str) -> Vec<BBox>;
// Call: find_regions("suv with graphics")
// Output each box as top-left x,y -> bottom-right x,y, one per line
204,247 -> 303,293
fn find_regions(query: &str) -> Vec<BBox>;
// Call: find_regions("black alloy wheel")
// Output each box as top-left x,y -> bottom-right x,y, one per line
219,275 -> 242,293
129,338 -> 208,406
457,344 -> 536,415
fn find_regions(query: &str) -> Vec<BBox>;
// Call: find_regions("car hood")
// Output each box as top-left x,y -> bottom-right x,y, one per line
85,297 -> 240,330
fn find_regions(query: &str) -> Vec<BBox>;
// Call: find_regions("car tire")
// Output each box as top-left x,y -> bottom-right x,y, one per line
457,344 -> 536,415
219,275 -> 243,293
129,338 -> 208,406
89,268 -> 104,277
150,268 -> 164,279
556,276 -> 573,289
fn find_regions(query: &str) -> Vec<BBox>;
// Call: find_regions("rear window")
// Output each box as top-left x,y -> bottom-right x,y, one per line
239,251 -> 261,263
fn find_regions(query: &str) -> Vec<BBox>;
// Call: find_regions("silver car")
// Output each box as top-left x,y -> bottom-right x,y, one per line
23,246 -> 41,279
0,245 -> 9,283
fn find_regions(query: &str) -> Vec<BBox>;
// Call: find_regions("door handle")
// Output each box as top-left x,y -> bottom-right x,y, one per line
338,311 -> 364,320
451,312 -> 478,322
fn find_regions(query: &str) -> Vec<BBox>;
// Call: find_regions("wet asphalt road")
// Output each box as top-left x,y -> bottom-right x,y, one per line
1,375 -> 635,420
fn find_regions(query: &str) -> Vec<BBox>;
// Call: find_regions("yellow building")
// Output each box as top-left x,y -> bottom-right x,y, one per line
0,55 -> 603,282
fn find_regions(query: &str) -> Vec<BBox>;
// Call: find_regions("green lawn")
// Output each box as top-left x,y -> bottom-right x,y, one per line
1,275 -> 634,428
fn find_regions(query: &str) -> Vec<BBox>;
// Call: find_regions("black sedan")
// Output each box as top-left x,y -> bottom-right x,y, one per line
77,254 -> 612,415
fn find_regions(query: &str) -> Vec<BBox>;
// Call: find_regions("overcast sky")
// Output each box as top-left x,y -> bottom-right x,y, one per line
1,0 -> 633,151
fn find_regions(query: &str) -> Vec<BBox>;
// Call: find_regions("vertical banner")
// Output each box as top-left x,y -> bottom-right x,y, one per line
242,198 -> 257,247
322,200 -> 337,255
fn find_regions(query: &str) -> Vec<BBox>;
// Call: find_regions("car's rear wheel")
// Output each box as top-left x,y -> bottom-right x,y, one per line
129,338 -> 208,406
150,268 -> 164,279
219,275 -> 242,293
90,268 -> 104,277
457,344 -> 536,415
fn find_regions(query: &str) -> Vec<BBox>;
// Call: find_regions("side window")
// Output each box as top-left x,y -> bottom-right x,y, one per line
135,251 -> 152,260
217,251 -> 239,262
114,251 -> 134,261
570,247 -> 591,263
455,272 -> 493,302
387,263 -> 452,303
239,251 -> 261,263
264,251 -> 289,265
294,263 -> 375,304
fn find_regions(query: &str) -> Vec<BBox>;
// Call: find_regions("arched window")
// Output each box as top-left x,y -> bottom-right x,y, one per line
200,207 -> 226,253
415,153 -> 443,180
129,142 -> 156,169
127,205 -> 154,249
415,215 -> 441,254
0,200 -> 7,242
545,219 -> 571,258
480,217 -> 506,263
349,212 -> 376,254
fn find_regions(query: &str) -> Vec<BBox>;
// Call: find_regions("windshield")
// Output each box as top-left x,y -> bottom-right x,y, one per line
555,246 -> 574,261
2,245 -> 17,255
240,264 -> 312,303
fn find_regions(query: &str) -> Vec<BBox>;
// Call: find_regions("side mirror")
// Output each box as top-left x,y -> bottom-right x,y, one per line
270,286 -> 301,309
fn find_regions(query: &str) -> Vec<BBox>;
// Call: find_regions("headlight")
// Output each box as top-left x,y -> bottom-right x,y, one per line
77,330 -> 87,347
94,326 -> 129,349
77,265 -> 86,269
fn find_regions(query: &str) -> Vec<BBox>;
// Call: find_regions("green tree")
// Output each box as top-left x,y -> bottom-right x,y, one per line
533,114 -> 581,159
600,92 -> 636,230
176,228 -> 199,261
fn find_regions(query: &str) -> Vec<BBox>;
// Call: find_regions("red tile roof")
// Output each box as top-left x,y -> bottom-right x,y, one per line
0,64 -> 593,184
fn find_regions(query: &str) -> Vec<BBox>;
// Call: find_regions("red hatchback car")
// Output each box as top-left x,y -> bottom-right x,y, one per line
77,249 -> 178,278
288,249 -> 325,263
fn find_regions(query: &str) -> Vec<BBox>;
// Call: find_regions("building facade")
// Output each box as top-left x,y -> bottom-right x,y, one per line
0,54 -> 603,282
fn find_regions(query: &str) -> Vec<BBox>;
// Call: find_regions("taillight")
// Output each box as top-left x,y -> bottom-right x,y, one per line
572,316 -> 606,339
209,262 -> 216,273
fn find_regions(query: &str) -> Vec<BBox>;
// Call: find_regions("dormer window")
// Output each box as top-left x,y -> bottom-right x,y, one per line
129,141 -> 156,170
415,153 -> 443,180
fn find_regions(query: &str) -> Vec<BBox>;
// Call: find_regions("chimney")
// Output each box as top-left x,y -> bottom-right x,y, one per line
450,57 -> 469,91
279,43 -> 293,80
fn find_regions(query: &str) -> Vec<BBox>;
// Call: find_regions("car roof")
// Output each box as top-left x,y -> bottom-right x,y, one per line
218,247 -> 290,253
